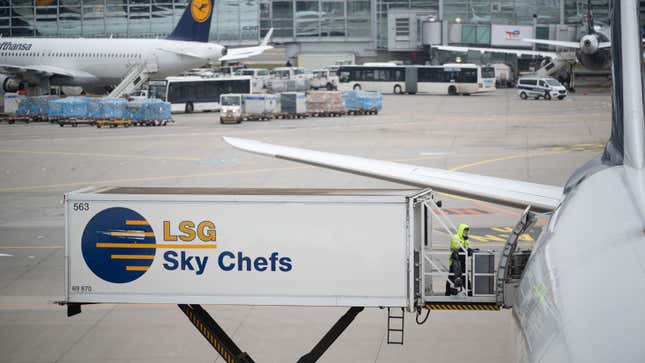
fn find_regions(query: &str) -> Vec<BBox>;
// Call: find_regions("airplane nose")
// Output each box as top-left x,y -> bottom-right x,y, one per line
584,39 -> 592,47
221,46 -> 228,56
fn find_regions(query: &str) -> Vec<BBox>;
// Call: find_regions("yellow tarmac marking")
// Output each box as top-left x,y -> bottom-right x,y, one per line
0,149 -> 199,161
0,165 -> 310,192
96,243 -> 217,249
0,144 -> 602,193
448,150 -> 567,172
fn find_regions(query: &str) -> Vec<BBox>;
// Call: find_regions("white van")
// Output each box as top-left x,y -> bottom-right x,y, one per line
517,77 -> 567,100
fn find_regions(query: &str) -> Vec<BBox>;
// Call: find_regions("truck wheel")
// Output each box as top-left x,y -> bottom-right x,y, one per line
185,102 -> 194,113
393,85 -> 402,94
326,83 -> 334,90
520,92 -> 527,100
448,86 -> 457,95
353,84 -> 361,91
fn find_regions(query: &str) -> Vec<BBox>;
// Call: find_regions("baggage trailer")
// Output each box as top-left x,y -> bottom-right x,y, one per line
0,114 -> 34,124
62,187 -> 516,361
57,118 -> 96,127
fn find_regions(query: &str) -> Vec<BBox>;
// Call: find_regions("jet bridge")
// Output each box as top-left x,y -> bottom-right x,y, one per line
61,186 -> 536,362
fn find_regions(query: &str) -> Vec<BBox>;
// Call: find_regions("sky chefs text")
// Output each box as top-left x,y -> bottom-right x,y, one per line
161,219 -> 293,276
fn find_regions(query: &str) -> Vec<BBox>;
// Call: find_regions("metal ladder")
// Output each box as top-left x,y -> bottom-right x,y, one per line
386,307 -> 404,345
108,63 -> 151,98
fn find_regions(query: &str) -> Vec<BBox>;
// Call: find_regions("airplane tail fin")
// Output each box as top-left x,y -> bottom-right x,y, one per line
166,0 -> 213,42
260,28 -> 274,47
603,0 -> 645,168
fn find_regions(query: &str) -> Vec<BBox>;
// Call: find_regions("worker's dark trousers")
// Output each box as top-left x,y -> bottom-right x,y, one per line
445,254 -> 469,295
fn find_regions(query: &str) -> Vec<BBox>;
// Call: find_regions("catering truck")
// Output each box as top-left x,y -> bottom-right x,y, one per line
63,187 -> 509,361
64,187 -> 420,308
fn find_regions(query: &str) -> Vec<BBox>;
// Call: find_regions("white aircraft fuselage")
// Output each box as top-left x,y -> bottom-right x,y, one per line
0,37 -> 225,89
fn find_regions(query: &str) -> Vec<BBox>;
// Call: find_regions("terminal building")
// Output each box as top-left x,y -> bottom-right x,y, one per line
0,0 -> 617,65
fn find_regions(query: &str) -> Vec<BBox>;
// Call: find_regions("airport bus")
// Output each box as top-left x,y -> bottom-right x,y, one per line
147,76 -> 252,113
337,64 -> 496,95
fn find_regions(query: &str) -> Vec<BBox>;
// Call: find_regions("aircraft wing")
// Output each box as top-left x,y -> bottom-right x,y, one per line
219,28 -> 274,61
433,45 -> 558,58
223,137 -> 564,213
0,64 -> 94,79
522,38 -> 580,49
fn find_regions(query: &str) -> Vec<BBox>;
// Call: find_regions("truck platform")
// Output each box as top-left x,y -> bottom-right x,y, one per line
60,187 -> 536,362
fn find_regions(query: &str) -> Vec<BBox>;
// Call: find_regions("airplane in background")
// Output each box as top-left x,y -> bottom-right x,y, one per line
521,0 -> 611,71
224,0 -> 645,360
0,0 -> 273,96
433,0 -> 611,87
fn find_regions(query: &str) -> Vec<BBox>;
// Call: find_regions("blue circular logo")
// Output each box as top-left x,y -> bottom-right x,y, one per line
82,207 -> 156,283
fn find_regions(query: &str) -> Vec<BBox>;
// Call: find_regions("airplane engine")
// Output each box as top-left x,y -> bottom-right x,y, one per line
580,34 -> 599,55
577,51 -> 612,70
2,77 -> 23,93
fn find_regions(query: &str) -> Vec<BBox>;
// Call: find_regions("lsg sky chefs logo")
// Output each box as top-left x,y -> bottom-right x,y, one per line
81,207 -> 293,284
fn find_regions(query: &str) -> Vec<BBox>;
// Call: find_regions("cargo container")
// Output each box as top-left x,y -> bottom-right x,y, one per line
275,92 -> 307,118
343,90 -> 383,115
64,187 -> 427,309
306,91 -> 345,117
219,94 -> 277,124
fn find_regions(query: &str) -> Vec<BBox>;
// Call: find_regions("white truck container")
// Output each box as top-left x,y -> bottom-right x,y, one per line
243,93 -> 277,116
3,93 -> 24,114
64,187 -> 428,309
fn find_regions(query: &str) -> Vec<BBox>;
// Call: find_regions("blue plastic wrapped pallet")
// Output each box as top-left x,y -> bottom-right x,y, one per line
88,98 -> 127,119
16,96 -> 58,117
342,90 -> 383,111
127,99 -> 171,121
48,97 -> 91,119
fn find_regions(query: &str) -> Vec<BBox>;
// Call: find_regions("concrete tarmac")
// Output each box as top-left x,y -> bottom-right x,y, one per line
0,89 -> 611,362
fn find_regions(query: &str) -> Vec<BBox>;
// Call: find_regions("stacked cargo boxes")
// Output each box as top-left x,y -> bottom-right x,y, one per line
306,91 -> 344,117
126,99 -> 172,126
16,96 -> 58,120
342,90 -> 383,115
48,97 -> 91,120
88,98 -> 127,120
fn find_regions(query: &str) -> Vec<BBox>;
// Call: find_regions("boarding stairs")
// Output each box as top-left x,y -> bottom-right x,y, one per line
108,62 -> 156,98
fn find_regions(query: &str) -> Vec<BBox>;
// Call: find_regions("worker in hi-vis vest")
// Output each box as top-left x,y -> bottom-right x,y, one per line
450,223 -> 471,257
446,224 -> 471,295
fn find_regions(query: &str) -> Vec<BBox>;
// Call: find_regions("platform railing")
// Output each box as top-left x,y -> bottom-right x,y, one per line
420,198 -> 496,304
